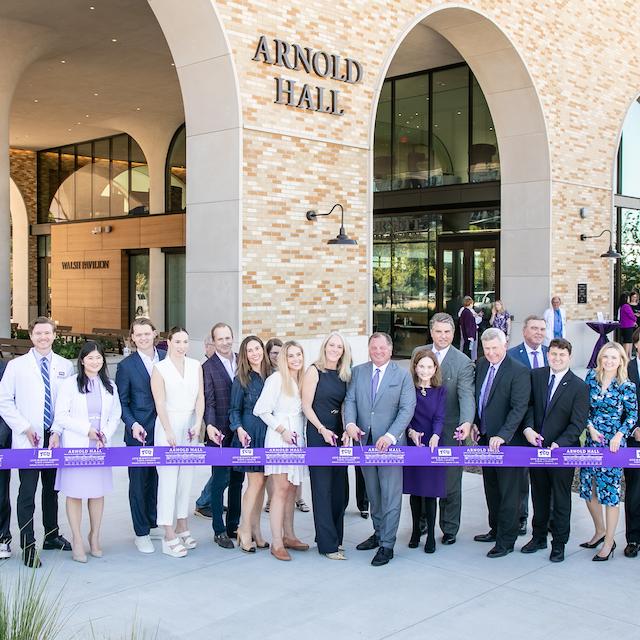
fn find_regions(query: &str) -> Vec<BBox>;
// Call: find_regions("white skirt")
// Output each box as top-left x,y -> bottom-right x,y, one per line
264,413 -> 307,485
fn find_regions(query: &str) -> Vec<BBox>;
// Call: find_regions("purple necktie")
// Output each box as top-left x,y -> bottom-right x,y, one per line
371,368 -> 380,404
531,351 -> 540,368
480,365 -> 495,434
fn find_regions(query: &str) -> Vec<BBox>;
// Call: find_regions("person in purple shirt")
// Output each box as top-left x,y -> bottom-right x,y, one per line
403,349 -> 447,554
619,292 -> 637,359
459,296 -> 478,359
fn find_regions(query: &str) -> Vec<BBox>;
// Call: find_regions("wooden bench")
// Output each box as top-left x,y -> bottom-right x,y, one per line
91,328 -> 130,354
0,338 -> 33,359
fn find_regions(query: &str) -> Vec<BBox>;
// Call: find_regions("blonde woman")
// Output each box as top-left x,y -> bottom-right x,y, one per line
151,327 -> 205,558
579,342 -> 638,561
490,300 -> 511,342
302,332 -> 352,560
253,341 -> 308,561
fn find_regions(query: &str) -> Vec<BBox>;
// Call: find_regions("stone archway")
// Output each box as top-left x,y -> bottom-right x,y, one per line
9,177 -> 29,328
370,6 -> 552,336
148,0 -> 242,341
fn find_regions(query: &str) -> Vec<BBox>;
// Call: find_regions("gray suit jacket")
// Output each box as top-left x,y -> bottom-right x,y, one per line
344,361 -> 416,444
412,345 -> 475,444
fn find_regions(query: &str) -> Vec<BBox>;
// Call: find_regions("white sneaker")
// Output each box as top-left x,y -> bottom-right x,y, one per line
149,528 -> 164,540
0,542 -> 10,559
134,535 -> 155,554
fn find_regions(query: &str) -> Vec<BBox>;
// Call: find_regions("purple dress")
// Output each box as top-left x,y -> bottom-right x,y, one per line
55,379 -> 113,499
403,386 -> 447,498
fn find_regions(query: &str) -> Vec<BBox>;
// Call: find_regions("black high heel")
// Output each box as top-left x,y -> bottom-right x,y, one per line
408,532 -> 420,549
580,535 -> 605,549
592,541 -> 616,561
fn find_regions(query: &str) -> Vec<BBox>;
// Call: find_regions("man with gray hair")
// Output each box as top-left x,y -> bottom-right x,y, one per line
414,312 -> 475,545
472,328 -> 530,558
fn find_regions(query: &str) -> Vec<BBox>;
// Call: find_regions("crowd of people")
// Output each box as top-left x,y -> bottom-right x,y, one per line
0,307 -> 638,568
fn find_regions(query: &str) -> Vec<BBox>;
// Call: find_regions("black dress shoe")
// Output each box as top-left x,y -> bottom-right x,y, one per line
22,547 -> 42,568
371,547 -> 393,566
487,546 -> 514,559
549,543 -> 565,563
43,535 -> 72,551
518,521 -> 527,536
214,533 -> 235,549
474,532 -> 496,543
520,538 -> 548,554
408,532 -> 420,549
441,534 -> 456,545
424,535 -> 436,554
624,542 -> 639,558
356,534 -> 379,551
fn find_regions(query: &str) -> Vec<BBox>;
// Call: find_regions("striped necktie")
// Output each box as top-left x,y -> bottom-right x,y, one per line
41,357 -> 53,431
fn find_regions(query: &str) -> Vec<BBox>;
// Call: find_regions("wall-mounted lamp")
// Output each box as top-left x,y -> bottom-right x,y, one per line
90,225 -> 113,235
306,203 -> 357,245
579,229 -> 621,260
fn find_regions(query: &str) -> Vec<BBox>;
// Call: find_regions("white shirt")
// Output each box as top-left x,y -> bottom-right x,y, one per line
32,348 -> 52,367
216,352 -> 237,381
371,360 -> 390,394
432,345 -> 451,364
524,342 -> 544,369
138,349 -> 159,376
547,367 -> 570,400
479,356 -> 506,417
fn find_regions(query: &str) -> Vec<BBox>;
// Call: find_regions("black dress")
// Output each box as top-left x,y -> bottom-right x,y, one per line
306,366 -> 348,554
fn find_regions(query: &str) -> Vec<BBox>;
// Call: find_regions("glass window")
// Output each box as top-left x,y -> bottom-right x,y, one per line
166,125 -> 186,212
38,133 -> 149,222
431,66 -> 469,186
392,76 -> 429,190
618,100 -> 640,197
37,235 -> 51,316
129,252 -> 150,322
165,251 -> 186,327
374,82 -> 392,192
471,76 -> 500,183
620,208 -> 640,291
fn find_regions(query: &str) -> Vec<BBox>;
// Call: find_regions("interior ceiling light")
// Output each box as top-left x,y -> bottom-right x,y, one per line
85,114 -> 90,117
33,99 -> 38,103
111,38 -> 117,42
89,5 -> 95,9
136,107 -> 141,111
93,92 -> 99,96
60,60 -> 66,64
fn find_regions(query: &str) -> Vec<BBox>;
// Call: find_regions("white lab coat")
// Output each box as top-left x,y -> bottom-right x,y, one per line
543,307 -> 567,345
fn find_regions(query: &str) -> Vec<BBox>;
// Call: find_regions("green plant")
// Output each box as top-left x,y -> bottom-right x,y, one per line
0,564 -> 68,639
52,337 -> 83,360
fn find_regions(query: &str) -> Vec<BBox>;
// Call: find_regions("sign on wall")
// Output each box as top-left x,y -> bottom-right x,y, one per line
252,36 -> 363,116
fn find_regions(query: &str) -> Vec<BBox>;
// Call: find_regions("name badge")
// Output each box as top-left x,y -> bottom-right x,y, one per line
57,371 -> 66,377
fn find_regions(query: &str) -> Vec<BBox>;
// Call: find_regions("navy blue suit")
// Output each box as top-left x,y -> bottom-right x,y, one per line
202,354 -> 243,536
0,361 -> 10,543
508,343 -> 549,369
116,350 -> 166,537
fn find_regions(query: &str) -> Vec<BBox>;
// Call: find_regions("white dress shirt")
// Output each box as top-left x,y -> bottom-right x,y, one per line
432,345 -> 451,364
547,367 -> 569,401
524,342 -> 544,369
138,348 -> 159,376
216,352 -> 237,380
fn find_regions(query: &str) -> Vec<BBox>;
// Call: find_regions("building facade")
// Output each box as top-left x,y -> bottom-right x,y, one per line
2,0 -> 639,363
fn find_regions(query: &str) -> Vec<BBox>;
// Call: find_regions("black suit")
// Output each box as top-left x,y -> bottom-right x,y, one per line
0,361 -> 10,543
524,367 -> 588,543
624,359 -> 640,544
475,356 -> 531,551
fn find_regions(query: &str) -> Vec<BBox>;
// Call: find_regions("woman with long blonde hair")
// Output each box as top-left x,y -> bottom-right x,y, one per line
302,332 -> 352,560
253,340 -> 308,560
579,342 -> 638,561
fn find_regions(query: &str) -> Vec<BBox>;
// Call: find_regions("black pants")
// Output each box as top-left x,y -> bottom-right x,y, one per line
624,467 -> 640,544
482,465 -> 522,551
530,467 -> 574,544
18,448 -> 59,550
210,466 -> 243,536
128,466 -> 158,537
0,468 -> 10,543
519,469 -> 530,523
355,466 -> 368,512
310,465 -> 347,554
410,495 -> 436,539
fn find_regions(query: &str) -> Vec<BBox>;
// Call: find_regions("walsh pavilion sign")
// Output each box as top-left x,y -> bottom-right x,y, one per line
252,36 -> 363,116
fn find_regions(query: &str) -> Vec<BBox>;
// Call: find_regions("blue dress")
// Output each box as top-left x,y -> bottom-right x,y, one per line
403,386 -> 447,498
230,371 -> 267,472
579,370 -> 638,506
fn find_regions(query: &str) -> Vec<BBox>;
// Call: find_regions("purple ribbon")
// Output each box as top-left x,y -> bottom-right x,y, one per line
1,445 -> 640,469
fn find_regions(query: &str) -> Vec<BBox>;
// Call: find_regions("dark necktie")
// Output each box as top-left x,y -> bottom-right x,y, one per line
41,357 -> 53,431
371,368 -> 381,404
480,365 -> 495,434
540,374 -> 556,436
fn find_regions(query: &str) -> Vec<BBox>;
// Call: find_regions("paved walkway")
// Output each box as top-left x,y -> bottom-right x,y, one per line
0,459 -> 637,640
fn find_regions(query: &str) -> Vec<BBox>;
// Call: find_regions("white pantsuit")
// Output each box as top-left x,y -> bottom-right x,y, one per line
154,357 -> 200,526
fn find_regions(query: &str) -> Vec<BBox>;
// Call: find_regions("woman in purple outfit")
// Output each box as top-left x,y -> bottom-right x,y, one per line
619,292 -> 637,359
459,296 -> 478,359
403,348 -> 447,553
52,341 -> 122,563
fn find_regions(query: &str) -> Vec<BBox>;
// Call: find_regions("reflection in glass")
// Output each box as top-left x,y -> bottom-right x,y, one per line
165,251 -> 186,327
621,208 -> 640,291
392,75 -> 429,190
374,83 -> 392,192
431,66 -> 469,186
473,248 -> 496,321
166,125 -> 186,212
129,253 -> 150,322
471,77 -> 500,183
618,100 -> 640,198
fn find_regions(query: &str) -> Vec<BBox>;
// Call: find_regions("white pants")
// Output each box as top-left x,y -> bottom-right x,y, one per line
155,410 -> 195,527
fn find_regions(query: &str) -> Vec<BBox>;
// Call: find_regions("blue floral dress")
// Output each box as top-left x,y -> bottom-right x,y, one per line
579,370 -> 638,506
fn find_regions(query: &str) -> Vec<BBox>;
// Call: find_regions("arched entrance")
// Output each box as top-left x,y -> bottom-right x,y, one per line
370,6 -> 551,349
9,177 -> 29,328
148,0 -> 242,341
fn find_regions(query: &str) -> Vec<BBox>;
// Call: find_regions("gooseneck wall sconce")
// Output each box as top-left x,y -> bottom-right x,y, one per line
306,203 -> 357,245
579,229 -> 621,260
